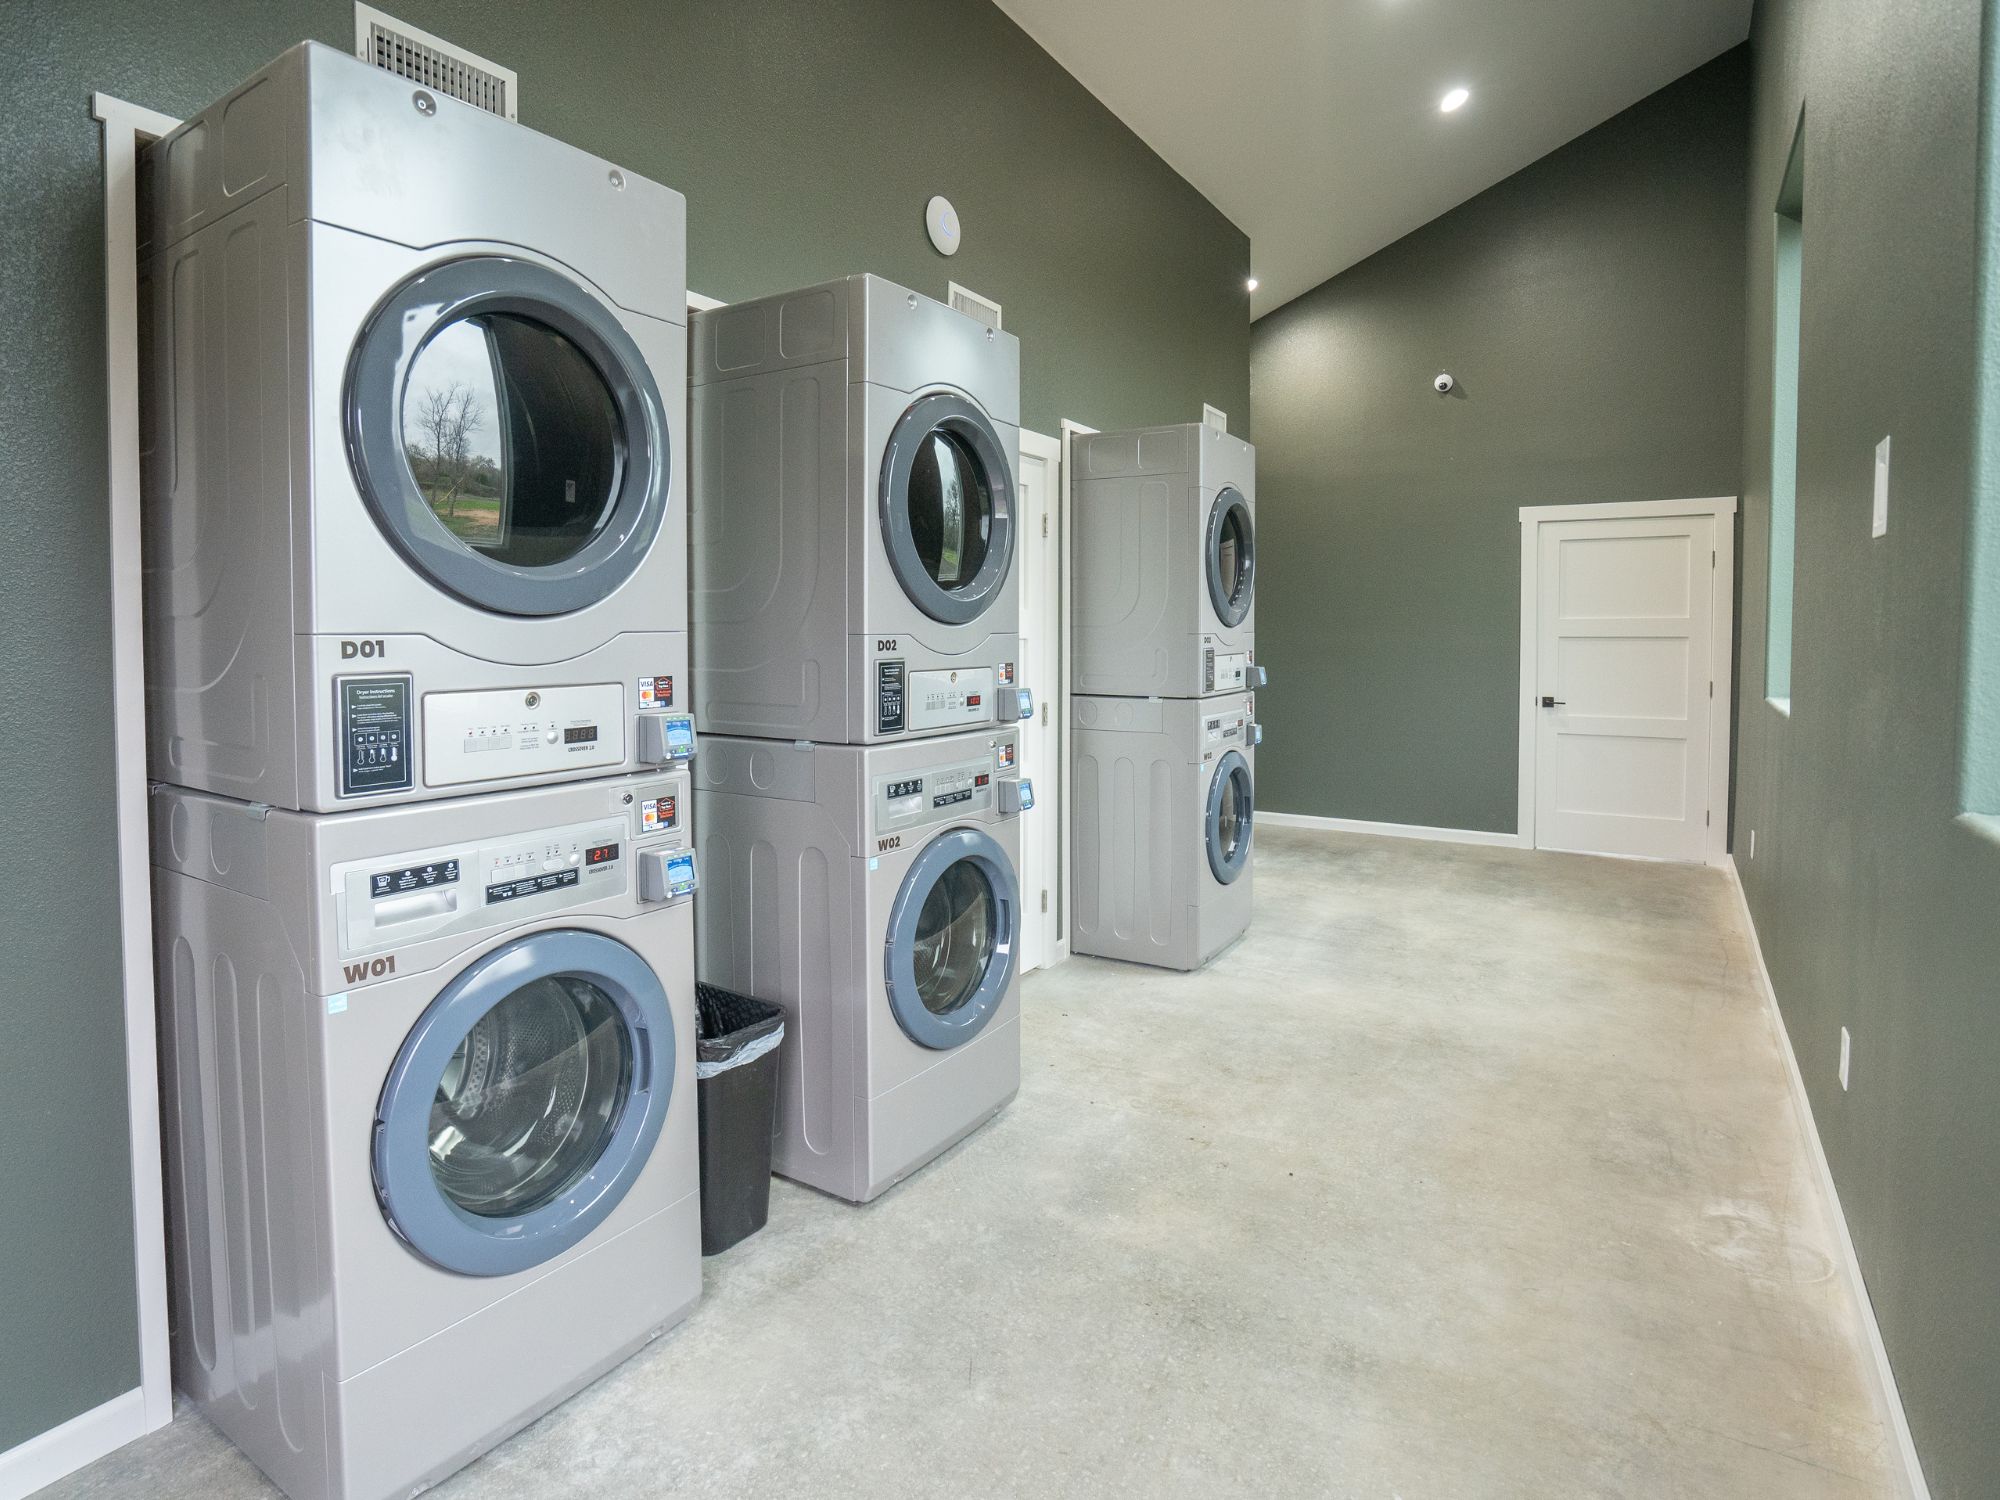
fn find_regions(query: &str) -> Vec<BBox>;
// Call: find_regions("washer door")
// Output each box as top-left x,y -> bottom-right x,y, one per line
372,929 -> 675,1276
345,255 -> 670,617
1206,487 -> 1256,628
879,393 -> 1015,625
1206,749 -> 1255,884
884,826 -> 1018,1050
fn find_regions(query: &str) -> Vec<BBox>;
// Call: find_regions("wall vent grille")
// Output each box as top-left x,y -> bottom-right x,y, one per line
355,5 -> 517,119
1203,404 -> 1229,434
948,282 -> 1003,331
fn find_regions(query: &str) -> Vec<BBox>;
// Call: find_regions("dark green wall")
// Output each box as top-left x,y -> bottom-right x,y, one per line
0,0 -> 1247,1454
1732,0 -> 1996,1492
1249,51 -> 1749,831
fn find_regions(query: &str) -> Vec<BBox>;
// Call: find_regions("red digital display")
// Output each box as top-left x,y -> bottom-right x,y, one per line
975,774 -> 990,787
585,842 -> 620,866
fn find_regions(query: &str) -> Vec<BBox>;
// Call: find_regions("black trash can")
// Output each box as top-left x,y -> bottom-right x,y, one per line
694,984 -> 785,1256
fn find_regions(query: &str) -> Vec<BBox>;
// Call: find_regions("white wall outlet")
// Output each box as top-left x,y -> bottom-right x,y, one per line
1839,1026 -> 1852,1090
1872,436 -> 1891,538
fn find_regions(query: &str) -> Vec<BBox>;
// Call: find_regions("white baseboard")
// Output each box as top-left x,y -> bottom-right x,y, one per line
1722,857 -> 1931,1500
0,1387 -> 147,1500
1258,810 -> 1525,849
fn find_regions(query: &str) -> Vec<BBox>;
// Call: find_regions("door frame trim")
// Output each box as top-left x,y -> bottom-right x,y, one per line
1516,496 -> 1738,866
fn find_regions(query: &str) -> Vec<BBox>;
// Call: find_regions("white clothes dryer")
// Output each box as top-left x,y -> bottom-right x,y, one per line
141,44 -> 692,812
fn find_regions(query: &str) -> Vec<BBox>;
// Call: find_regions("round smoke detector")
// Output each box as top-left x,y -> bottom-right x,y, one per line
926,195 -> 961,257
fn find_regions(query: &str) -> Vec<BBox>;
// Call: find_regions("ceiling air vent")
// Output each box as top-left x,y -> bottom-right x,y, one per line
948,282 -> 1003,332
355,4 -> 517,120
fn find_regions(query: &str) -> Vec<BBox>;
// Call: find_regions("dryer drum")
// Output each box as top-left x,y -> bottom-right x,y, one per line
345,254 -> 671,619
879,391 -> 1016,626
1206,486 -> 1256,627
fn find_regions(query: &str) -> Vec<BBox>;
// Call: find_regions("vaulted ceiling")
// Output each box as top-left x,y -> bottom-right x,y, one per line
993,0 -> 1752,316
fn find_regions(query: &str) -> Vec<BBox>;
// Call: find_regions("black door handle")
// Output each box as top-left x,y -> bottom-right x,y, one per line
1540,695 -> 1566,708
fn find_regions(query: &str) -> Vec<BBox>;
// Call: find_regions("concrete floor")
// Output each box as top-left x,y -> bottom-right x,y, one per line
48,828 -> 1897,1499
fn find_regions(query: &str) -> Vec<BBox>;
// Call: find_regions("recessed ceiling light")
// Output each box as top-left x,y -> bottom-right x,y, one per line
1246,277 -> 1260,292
1440,87 -> 1470,113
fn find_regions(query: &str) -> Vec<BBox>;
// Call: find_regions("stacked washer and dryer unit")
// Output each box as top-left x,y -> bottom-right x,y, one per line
143,45 -> 702,1500
1071,423 -> 1263,971
689,275 -> 1035,1203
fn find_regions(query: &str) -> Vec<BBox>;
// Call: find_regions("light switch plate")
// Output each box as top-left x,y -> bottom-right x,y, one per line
1872,436 -> 1890,538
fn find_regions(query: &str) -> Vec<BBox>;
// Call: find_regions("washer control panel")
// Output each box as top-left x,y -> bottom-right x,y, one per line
871,731 -> 1021,839
1201,706 -> 1251,763
338,675 -> 415,796
421,682 -> 626,789
330,771 -> 693,959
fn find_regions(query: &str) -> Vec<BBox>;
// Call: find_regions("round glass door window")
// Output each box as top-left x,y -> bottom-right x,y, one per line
373,929 -> 675,1276
911,859 -> 998,1017
880,393 -> 1015,626
885,827 -> 1018,1049
907,429 -> 994,593
1206,487 -> 1256,628
398,315 -> 621,570
428,973 -> 632,1218
346,255 -> 670,618
1206,749 -> 1254,884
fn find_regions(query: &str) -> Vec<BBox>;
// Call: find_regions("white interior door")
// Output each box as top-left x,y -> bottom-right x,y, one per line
1016,429 -> 1064,971
1529,511 -> 1719,862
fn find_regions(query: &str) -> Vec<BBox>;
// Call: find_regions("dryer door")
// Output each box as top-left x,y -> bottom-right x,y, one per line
879,393 -> 1016,625
1206,486 -> 1256,628
1206,749 -> 1255,885
884,826 -> 1018,1049
346,255 -> 671,617
372,929 -> 675,1276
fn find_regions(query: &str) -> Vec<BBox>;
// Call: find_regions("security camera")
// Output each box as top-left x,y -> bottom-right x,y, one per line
1433,372 -> 1455,395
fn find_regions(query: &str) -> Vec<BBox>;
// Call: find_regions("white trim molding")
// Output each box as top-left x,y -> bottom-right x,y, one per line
1056,420 -> 1097,968
91,90 -> 177,1455
1722,858 -> 1932,1500
686,290 -> 725,312
1258,811 -> 1524,849
1517,496 -> 1738,866
0,1388 -> 148,1500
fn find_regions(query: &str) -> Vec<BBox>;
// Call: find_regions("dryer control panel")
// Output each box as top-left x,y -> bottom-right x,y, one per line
871,733 -> 1021,838
419,682 -> 627,791
1202,639 -> 1252,695
875,662 -> 1014,734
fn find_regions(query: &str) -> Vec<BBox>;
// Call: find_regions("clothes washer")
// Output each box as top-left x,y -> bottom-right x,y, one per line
152,773 -> 700,1500
695,728 -> 1028,1201
690,275 -> 1030,744
1072,423 -> 1261,699
1071,690 -> 1258,970
140,42 -> 693,813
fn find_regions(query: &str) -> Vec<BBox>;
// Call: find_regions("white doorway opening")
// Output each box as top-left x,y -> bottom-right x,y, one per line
1016,428 -> 1067,971
1517,497 -> 1737,864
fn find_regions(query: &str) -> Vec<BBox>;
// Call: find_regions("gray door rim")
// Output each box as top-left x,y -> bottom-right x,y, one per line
878,391 -> 1016,626
1206,749 -> 1254,884
371,927 -> 675,1277
1205,486 -> 1256,628
344,253 -> 670,618
883,825 -> 1018,1050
